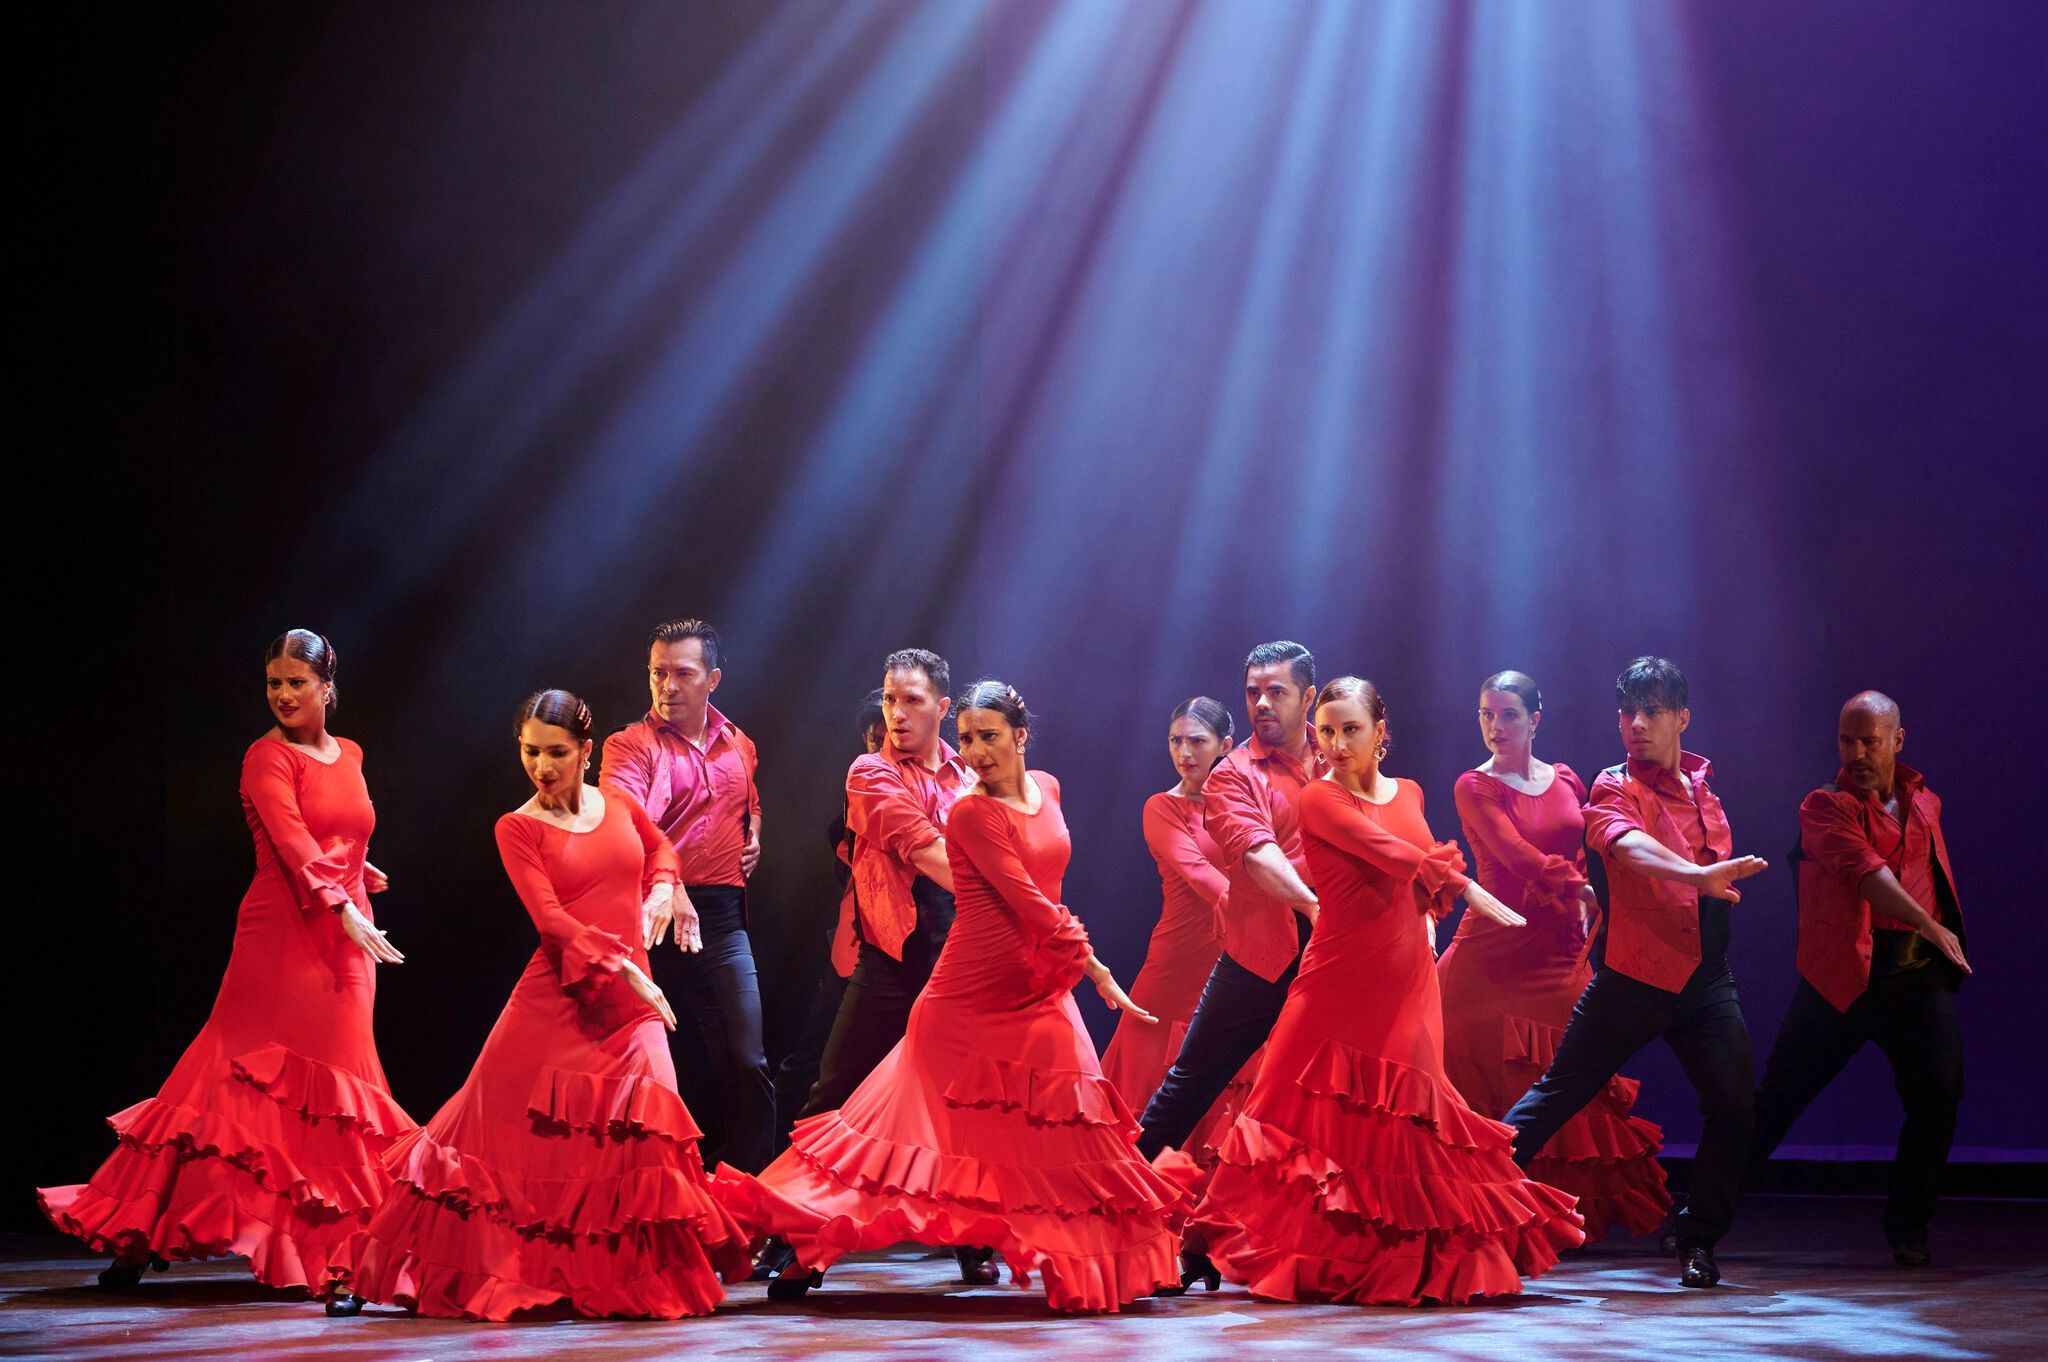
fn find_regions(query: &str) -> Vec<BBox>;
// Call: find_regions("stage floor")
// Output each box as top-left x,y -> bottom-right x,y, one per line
4,1196 -> 2043,1361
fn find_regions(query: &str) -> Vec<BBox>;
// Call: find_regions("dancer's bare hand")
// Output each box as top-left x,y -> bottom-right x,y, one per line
1919,921 -> 1971,974
672,889 -> 703,954
340,904 -> 404,964
642,884 -> 675,949
621,961 -> 677,1030
1085,958 -> 1157,1024
1577,884 -> 1599,936
1464,882 -> 1526,928
1695,856 -> 1769,903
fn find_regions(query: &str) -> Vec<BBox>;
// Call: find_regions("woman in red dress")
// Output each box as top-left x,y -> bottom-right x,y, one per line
1100,697 -> 1258,1164
349,689 -> 751,1319
1436,671 -> 1671,1239
1184,676 -> 1583,1305
39,630 -> 413,1302
716,681 -> 1188,1313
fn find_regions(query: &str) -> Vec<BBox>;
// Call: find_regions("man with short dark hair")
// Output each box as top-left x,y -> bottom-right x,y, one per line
1137,641 -> 1324,1185
1503,657 -> 1768,1289
601,619 -> 776,1177
1747,690 -> 1969,1267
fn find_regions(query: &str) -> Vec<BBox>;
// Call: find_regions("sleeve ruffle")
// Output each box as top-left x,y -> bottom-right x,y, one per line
1025,911 -> 1094,996
1416,840 -> 1469,897
292,836 -> 359,913
555,921 -> 635,992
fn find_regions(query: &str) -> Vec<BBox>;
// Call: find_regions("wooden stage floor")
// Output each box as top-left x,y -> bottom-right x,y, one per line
4,1196 -> 2043,1361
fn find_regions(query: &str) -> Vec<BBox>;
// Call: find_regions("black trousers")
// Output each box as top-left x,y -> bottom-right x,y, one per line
646,884 -> 776,1174
771,929 -> 851,1154
1749,976 -> 1963,1244
1136,916 -> 1314,1161
1505,956 -> 1755,1248
798,877 -> 955,1121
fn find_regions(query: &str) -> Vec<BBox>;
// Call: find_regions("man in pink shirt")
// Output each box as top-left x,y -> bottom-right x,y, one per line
1137,641 -> 1324,1168
601,619 -> 775,1176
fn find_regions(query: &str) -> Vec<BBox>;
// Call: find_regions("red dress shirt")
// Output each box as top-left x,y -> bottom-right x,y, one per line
1795,762 -> 1961,1013
1584,752 -> 1733,994
845,737 -> 971,961
1202,727 -> 1328,983
599,704 -> 761,888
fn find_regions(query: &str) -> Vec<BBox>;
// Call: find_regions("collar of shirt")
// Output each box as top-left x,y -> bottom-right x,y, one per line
648,703 -> 735,752
1247,724 -> 1323,777
1625,749 -> 1714,794
1833,760 -> 1926,816
882,734 -> 967,781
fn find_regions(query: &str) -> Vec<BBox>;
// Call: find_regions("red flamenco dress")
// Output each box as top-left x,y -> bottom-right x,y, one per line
714,773 -> 1187,1312
39,737 -> 415,1292
1100,790 -> 1260,1166
1186,778 -> 1584,1305
350,793 -> 751,1319
1437,766 -> 1670,1239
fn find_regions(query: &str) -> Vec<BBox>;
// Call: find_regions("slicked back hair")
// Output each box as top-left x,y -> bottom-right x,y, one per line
1245,640 -> 1315,692
648,618 -> 721,671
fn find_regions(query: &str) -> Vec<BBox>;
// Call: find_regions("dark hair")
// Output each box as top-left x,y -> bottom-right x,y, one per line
956,678 -> 1032,733
884,647 -> 950,696
856,687 -> 885,742
1170,695 -> 1234,743
1317,675 -> 1391,755
517,688 -> 594,743
1616,656 -> 1688,712
267,629 -> 339,710
1480,670 -> 1542,714
648,618 -> 721,671
1245,640 -> 1315,691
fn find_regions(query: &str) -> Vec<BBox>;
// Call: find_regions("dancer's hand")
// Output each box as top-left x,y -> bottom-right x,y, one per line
339,903 -> 404,964
621,961 -> 677,1030
1085,957 -> 1157,1024
363,861 -> 390,894
1577,883 -> 1599,936
672,889 -> 704,954
1918,920 -> 1971,974
1694,856 -> 1769,903
1463,882 -> 1526,928
741,828 -> 762,878
642,883 -> 675,949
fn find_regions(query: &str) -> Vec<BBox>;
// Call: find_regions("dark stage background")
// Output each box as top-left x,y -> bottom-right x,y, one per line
23,1 -> 2047,1226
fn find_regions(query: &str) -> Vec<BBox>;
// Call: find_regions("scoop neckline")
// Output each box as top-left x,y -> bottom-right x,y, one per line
515,788 -> 611,835
265,734 -> 344,766
1472,764 -> 1563,798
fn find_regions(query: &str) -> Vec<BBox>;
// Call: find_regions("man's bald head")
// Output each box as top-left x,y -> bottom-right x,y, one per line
1838,690 -> 1905,798
1842,690 -> 1902,728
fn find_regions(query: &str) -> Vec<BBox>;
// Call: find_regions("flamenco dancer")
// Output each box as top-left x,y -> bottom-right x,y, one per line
39,630 -> 413,1302
1436,670 -> 1671,1239
348,690 -> 750,1319
1182,677 -> 1582,1305
1504,657 -> 1768,1288
716,681 -> 1187,1313
601,619 -> 776,1176
1744,690 -> 1969,1266
1137,643 -> 1326,1166
1100,697 -> 1258,1165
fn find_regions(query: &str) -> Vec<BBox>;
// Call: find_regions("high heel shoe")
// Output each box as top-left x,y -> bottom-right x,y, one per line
322,1293 -> 366,1317
953,1246 -> 1000,1286
1179,1249 -> 1221,1292
96,1255 -> 166,1289
750,1236 -> 796,1283
767,1266 -> 823,1301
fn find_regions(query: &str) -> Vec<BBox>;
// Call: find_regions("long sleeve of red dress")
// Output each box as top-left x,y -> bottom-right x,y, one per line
242,740 -> 360,913
494,799 -> 674,993
1143,794 -> 1229,933
1299,782 -> 1470,909
948,792 -> 1093,993
1452,770 -> 1588,915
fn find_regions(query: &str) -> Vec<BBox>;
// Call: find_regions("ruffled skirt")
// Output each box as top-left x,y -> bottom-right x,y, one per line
712,1040 -> 1189,1313
1183,1037 -> 1584,1305
351,1031 -> 751,1320
1446,1014 -> 1671,1239
38,1041 -> 414,1293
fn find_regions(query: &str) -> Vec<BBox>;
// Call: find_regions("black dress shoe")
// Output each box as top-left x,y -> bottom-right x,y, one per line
750,1236 -> 796,1282
96,1262 -> 142,1289
1892,1238 -> 1931,1268
954,1246 -> 1000,1285
1678,1245 -> 1721,1288
767,1267 -> 823,1301
1180,1249 -> 1221,1292
322,1293 -> 365,1317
